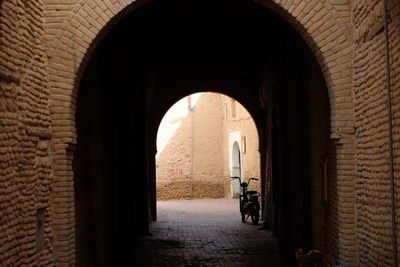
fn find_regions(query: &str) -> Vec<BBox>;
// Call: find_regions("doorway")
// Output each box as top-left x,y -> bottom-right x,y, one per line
231,141 -> 242,198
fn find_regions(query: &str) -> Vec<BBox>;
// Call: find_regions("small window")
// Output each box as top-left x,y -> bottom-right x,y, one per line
231,99 -> 236,118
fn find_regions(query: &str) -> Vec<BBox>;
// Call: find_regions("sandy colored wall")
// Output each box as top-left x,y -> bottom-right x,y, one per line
353,0 -> 400,264
156,93 -> 225,199
1,0 -> 400,265
0,1 -> 54,265
222,96 -> 261,194
191,93 -> 226,198
41,0 -> 357,265
156,95 -> 199,199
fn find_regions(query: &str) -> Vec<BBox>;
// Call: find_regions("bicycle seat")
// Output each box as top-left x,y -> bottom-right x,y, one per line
246,190 -> 258,194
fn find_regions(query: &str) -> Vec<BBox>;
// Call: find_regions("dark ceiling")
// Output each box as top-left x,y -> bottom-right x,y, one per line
104,0 -> 294,73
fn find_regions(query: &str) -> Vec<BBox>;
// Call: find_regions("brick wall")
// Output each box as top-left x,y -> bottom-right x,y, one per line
0,0 -> 378,265
0,1 -> 54,265
325,141 -> 339,263
353,0 -> 400,265
43,0 -> 79,45
191,94 -> 225,198
156,95 -> 200,200
43,0 -> 357,263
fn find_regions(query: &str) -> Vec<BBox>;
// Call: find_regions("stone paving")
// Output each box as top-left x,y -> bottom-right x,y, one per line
121,199 -> 293,267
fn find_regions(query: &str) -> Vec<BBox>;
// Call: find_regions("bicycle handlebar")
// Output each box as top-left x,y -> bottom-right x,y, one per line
231,177 -> 259,182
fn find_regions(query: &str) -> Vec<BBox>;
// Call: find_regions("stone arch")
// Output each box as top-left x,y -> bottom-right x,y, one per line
231,141 -> 242,198
48,0 -> 354,140
232,141 -> 242,178
47,0 -> 356,264
48,0 -> 355,133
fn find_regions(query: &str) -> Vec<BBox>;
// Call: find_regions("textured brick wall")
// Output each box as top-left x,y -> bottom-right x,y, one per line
156,96 -> 194,200
191,93 -> 225,197
353,0 -> 400,265
5,0 -> 400,264
157,181 -> 226,200
0,0 -> 54,266
0,0 -> 369,265
43,0 -> 79,45
325,141 -> 339,263
41,0 -> 356,265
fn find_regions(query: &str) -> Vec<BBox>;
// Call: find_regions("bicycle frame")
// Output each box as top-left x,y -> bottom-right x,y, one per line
231,176 -> 260,224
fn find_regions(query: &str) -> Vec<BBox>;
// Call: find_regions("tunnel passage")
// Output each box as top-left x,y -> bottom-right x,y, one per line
73,0 -> 333,265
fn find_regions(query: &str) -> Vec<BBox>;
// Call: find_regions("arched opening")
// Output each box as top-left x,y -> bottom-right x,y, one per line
232,142 -> 242,179
155,92 -> 260,201
231,141 -> 242,198
73,0 -> 333,265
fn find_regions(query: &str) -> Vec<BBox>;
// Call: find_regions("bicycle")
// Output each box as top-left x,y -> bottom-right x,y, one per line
231,177 -> 260,225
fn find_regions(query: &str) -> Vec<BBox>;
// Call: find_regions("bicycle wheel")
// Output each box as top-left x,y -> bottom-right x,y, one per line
250,198 -> 260,224
251,214 -> 259,225
241,211 -> 246,222
239,196 -> 246,222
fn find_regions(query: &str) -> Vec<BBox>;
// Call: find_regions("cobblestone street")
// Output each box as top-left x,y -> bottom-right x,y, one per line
121,199 -> 290,267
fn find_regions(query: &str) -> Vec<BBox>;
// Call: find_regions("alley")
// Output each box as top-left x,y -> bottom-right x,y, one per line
3,1 -> 400,265
121,199 -> 289,267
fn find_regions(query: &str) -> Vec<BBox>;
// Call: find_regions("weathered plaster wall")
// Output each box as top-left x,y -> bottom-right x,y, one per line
0,1 -> 54,265
156,95 -> 202,200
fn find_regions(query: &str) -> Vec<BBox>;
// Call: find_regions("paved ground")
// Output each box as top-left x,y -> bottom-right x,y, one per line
122,199 -> 293,267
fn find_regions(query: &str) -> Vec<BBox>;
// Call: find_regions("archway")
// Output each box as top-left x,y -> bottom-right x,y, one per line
231,141 -> 242,198
63,0 -> 354,265
155,92 -> 260,201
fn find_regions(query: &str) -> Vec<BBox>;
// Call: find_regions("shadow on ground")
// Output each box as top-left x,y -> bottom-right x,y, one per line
121,199 -> 294,267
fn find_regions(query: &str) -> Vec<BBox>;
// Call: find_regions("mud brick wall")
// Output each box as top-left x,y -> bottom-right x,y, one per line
43,0 -> 357,264
191,93 -> 227,198
0,0 -> 54,266
5,0 -> 399,265
353,0 -> 400,265
157,181 -> 225,200
157,93 -> 227,200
